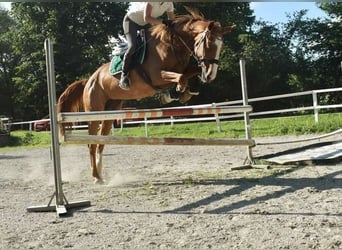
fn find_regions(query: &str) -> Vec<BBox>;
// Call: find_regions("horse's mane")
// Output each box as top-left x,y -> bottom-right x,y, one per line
150,7 -> 206,44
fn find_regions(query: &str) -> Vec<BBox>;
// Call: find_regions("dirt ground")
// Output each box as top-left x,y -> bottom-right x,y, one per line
1,134 -> 341,249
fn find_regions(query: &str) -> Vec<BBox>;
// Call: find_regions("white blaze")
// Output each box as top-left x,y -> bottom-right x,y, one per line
207,38 -> 223,81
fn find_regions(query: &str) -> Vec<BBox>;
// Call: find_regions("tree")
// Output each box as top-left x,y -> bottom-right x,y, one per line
6,2 -> 339,120
9,2 -> 128,119
284,2 -> 341,106
0,8 -> 17,117
183,3 -> 294,109
170,3 -> 255,105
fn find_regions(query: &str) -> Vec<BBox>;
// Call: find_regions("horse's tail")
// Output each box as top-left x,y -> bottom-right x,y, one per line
57,79 -> 88,135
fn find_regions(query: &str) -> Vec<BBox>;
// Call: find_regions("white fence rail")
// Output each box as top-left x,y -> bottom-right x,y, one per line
119,87 -> 342,132
215,87 -> 342,123
3,87 -> 342,133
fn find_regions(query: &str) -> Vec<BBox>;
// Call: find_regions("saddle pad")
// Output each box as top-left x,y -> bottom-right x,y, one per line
109,35 -> 146,76
109,55 -> 123,75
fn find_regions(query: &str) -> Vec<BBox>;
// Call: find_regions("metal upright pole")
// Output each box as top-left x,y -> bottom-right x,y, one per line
45,38 -> 66,213
239,59 -> 254,164
27,38 -> 90,216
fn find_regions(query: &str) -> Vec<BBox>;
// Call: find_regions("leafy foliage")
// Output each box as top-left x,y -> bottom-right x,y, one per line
0,2 -> 340,121
9,2 -> 128,119
284,3 -> 342,105
0,9 -> 17,116
0,118 -> 9,135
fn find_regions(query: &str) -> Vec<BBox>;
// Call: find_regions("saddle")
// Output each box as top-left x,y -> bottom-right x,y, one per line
109,30 -> 146,76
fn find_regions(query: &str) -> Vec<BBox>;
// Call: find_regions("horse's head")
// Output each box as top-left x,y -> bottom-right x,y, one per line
180,7 -> 235,82
189,13 -> 235,83
151,7 -> 235,83
190,20 -> 221,83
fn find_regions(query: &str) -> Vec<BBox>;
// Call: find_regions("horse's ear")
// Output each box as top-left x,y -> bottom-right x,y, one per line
221,24 -> 236,35
208,21 -> 215,31
184,6 -> 204,20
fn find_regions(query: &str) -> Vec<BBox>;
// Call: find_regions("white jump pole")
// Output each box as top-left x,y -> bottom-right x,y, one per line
239,59 -> 254,165
27,38 -> 90,216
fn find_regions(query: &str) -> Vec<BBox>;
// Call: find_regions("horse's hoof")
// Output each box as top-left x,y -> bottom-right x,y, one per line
94,178 -> 105,185
187,90 -> 199,96
160,93 -> 179,105
160,93 -> 171,105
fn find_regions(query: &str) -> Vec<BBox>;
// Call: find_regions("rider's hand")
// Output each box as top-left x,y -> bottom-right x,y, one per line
162,19 -> 173,27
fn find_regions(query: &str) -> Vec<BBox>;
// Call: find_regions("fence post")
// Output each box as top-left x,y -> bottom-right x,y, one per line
144,117 -> 149,137
170,116 -> 174,127
213,103 -> 222,132
120,118 -> 123,131
312,91 -> 319,123
111,122 -> 115,135
29,122 -> 33,133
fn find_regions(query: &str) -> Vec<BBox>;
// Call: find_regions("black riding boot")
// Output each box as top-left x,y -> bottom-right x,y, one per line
188,82 -> 200,95
160,86 -> 180,104
169,86 -> 180,100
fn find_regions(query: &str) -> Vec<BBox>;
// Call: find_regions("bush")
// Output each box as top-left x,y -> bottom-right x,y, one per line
0,118 -> 10,135
0,117 -> 11,147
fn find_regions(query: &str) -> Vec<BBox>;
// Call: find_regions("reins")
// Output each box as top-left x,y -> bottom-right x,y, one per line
172,26 -> 220,67
168,23 -> 221,83
175,34 -> 200,65
138,18 -> 222,88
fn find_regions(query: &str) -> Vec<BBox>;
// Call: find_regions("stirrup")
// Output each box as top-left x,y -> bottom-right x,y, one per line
119,73 -> 130,90
119,82 -> 130,91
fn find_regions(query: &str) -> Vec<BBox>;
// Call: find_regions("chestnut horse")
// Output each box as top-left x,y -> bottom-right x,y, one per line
58,8 -> 234,183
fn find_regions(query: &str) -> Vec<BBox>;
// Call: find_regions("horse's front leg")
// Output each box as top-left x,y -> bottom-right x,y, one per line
160,70 -> 188,92
95,145 -> 103,180
89,143 -> 103,184
161,70 -> 201,92
87,121 -> 104,184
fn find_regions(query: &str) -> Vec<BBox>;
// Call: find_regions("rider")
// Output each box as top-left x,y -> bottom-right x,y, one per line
119,2 -> 175,91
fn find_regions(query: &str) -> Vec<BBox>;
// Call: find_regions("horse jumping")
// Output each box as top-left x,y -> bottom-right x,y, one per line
57,8 -> 234,183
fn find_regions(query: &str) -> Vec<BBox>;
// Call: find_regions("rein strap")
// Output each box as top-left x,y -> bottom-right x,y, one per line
175,28 -> 219,66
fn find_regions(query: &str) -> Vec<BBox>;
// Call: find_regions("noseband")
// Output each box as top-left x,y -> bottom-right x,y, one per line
194,28 -> 220,65
176,28 -> 220,66
172,28 -> 219,82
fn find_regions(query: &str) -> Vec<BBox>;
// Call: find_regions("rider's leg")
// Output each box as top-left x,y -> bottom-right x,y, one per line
169,86 -> 180,100
119,15 -> 139,90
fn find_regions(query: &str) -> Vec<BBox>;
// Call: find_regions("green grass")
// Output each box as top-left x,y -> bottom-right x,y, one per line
1,112 -> 341,150
2,130 -> 52,149
250,113 -> 341,136
117,112 -> 341,138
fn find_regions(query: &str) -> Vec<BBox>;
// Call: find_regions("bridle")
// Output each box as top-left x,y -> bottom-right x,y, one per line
176,28 -> 219,64
174,27 -> 221,82
194,28 -> 220,65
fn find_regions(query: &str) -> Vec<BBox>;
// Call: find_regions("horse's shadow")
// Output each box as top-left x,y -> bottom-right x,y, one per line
84,166 -> 342,217
163,167 -> 342,215
0,155 -> 26,160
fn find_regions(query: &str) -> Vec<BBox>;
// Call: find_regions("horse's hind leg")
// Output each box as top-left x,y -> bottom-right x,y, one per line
95,100 -> 123,182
